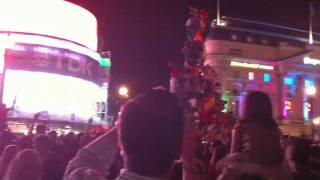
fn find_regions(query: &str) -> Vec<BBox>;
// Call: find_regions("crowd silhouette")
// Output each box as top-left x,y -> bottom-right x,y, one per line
0,89 -> 319,180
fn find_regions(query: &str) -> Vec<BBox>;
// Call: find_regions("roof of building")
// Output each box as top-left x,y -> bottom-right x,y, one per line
206,17 -> 320,48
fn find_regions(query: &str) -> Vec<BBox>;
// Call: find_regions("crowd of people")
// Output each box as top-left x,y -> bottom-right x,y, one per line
0,124 -> 103,180
0,89 -> 319,180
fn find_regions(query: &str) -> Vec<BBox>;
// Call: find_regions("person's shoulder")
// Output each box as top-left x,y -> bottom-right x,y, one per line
67,167 -> 106,180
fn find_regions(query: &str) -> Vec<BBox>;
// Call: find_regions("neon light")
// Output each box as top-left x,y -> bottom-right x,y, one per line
230,61 -> 274,70
99,58 -> 112,67
304,102 -> 312,121
285,100 -> 292,111
284,100 -> 292,118
221,93 -> 229,113
248,72 -> 254,80
305,80 -> 315,87
305,80 -> 316,96
3,70 -> 107,124
303,57 -> 320,65
0,0 -> 97,50
313,118 -> 320,125
264,73 -> 271,82
306,86 -> 316,96
284,77 -> 295,85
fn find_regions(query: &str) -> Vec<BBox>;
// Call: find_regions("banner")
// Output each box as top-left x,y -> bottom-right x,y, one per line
4,43 -> 100,83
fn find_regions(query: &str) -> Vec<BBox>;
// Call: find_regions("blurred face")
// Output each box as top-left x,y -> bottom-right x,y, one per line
36,128 -> 46,135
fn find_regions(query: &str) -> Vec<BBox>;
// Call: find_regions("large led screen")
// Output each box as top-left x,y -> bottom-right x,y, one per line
0,0 -> 98,50
3,70 -> 107,124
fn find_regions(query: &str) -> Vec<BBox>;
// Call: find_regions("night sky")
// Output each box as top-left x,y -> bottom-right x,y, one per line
67,0 -> 319,96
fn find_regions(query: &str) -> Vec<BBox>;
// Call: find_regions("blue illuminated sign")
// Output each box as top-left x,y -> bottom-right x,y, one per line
284,77 -> 295,85
304,101 -> 313,121
305,80 -> 315,87
264,73 -> 271,82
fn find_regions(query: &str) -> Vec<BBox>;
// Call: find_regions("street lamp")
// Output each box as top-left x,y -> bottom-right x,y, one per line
118,86 -> 129,98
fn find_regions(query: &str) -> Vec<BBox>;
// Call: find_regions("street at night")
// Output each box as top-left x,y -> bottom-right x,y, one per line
0,0 -> 319,180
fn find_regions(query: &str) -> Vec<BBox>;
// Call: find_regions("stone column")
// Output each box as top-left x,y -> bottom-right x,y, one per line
292,76 -> 304,121
276,72 -> 285,120
312,78 -> 320,119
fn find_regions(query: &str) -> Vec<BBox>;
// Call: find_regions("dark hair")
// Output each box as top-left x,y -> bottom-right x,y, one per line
33,135 -> 56,151
237,173 -> 267,180
119,89 -> 184,177
243,91 -> 276,128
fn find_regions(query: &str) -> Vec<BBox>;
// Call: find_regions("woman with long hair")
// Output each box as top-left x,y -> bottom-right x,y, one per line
230,91 -> 282,164
218,91 -> 292,180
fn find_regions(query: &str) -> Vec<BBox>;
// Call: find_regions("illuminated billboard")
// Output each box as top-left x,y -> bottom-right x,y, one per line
2,43 -> 108,124
0,0 -> 109,124
3,70 -> 107,123
0,0 -> 98,50
5,43 -> 101,83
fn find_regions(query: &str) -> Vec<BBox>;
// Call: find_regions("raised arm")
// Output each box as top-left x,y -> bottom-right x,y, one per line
230,128 -> 241,154
64,127 -> 119,180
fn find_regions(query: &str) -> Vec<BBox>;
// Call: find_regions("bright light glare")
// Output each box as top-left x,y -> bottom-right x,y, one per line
230,61 -> 274,70
313,118 -> 320,125
3,70 -> 107,123
306,86 -> 316,96
0,34 -> 15,49
248,72 -> 254,80
0,0 -> 98,50
118,86 -> 129,97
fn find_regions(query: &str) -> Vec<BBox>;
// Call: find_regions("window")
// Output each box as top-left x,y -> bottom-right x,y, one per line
248,72 -> 254,80
264,73 -> 271,82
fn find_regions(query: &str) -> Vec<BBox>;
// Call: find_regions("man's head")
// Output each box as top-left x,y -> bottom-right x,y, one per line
32,135 -> 55,156
118,89 -> 184,177
35,125 -> 46,135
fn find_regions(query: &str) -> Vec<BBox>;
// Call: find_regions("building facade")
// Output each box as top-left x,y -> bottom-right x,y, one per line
205,18 -> 320,135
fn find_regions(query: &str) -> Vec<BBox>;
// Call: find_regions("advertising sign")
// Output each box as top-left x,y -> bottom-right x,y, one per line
5,43 -> 100,83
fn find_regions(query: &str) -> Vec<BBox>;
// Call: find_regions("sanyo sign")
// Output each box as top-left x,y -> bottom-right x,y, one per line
303,57 -> 320,66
